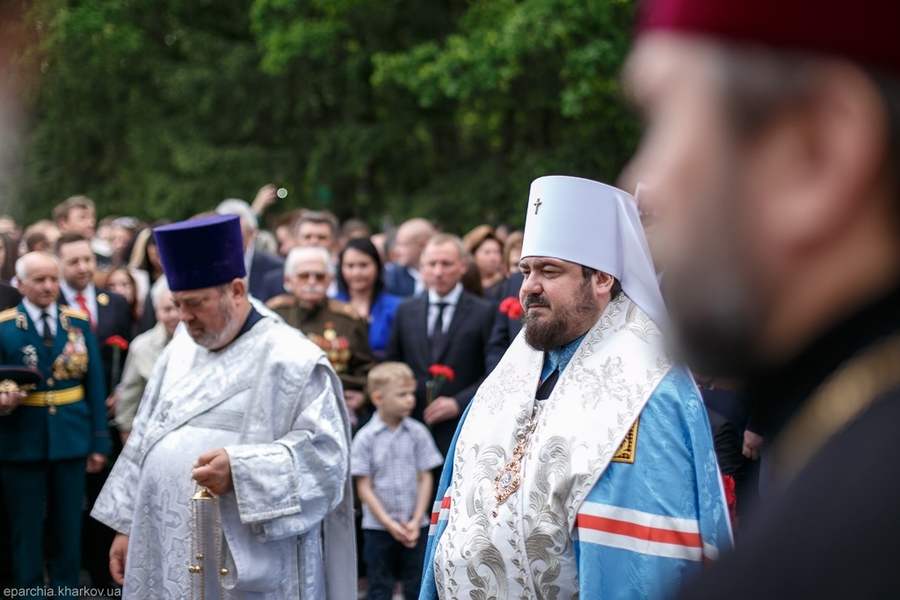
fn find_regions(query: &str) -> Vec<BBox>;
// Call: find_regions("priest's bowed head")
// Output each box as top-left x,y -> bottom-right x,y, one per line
153,214 -> 251,352
518,175 -> 665,352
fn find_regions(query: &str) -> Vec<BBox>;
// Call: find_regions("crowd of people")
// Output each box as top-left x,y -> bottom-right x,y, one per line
2,0 -> 900,598
0,187 -> 555,598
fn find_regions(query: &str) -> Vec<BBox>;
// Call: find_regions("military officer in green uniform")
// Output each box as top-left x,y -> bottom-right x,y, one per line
0,251 -> 108,598
267,246 -> 374,428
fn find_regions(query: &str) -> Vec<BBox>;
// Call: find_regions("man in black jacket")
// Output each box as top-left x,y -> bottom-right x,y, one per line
387,234 -> 495,455
625,2 -> 900,597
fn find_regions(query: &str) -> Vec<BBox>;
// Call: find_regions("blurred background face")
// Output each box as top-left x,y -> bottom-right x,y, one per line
341,247 -> 377,294
474,238 -> 502,279
276,224 -> 297,257
624,36 -> 774,374
107,269 -> 135,304
155,293 -> 180,337
110,226 -> 133,260
18,255 -> 60,308
286,254 -> 331,307
393,228 -> 422,268
421,241 -> 466,297
296,222 -> 334,250
58,239 -> 96,291
65,207 -> 96,239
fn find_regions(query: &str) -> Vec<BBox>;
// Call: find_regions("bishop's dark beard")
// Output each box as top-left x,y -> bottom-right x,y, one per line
523,278 -> 599,352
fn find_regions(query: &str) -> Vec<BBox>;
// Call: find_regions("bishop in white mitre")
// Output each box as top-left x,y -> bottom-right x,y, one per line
421,176 -> 732,600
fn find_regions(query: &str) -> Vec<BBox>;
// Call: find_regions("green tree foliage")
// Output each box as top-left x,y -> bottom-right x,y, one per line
3,0 -> 640,232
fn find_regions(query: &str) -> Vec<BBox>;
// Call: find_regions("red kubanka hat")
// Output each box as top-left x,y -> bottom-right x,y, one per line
637,0 -> 900,76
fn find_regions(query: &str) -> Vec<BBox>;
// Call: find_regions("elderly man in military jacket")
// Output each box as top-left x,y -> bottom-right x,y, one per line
268,245 -> 374,427
0,251 -> 108,598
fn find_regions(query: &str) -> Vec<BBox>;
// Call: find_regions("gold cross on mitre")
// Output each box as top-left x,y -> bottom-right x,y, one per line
533,197 -> 542,214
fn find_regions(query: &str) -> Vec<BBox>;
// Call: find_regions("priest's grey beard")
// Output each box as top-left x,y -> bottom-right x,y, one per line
192,292 -> 242,350
523,278 -> 599,352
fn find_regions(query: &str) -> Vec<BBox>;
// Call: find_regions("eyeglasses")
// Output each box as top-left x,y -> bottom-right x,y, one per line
294,272 -> 328,282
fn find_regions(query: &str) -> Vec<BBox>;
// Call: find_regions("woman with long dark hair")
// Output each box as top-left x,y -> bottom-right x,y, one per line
336,237 -> 402,361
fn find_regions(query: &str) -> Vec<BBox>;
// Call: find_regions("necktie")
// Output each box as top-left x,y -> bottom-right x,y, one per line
41,311 -> 54,347
430,302 -> 448,361
75,293 -> 93,326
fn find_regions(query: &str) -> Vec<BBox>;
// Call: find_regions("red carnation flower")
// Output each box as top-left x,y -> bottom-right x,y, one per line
428,364 -> 455,382
722,474 -> 739,529
105,335 -> 129,351
500,297 -> 524,320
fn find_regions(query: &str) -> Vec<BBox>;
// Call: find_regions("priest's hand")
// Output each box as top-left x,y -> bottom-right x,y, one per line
423,396 -> 460,425
192,448 -> 234,495
109,533 -> 129,585
86,453 -> 107,473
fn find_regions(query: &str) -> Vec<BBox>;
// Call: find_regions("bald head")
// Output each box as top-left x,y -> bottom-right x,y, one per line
395,218 -> 436,268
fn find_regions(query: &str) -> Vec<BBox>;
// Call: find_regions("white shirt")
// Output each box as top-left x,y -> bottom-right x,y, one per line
22,299 -> 58,338
410,267 -> 425,296
427,283 -> 463,336
60,280 -> 98,327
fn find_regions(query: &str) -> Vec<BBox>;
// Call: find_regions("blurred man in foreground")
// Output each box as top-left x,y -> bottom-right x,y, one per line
625,1 -> 900,596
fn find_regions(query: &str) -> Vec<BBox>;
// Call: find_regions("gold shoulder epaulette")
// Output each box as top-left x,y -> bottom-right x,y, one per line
60,306 -> 90,321
266,294 -> 297,310
0,307 -> 18,324
329,299 -> 361,320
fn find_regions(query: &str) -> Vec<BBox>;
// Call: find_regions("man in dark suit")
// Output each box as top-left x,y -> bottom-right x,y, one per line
54,232 -> 132,588
217,199 -> 285,302
0,251 -> 108,596
387,233 -> 495,455
383,218 -> 435,297
485,271 -> 524,371
55,234 -> 133,396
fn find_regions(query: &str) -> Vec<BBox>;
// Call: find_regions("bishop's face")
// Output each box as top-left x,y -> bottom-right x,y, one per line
519,256 -> 604,352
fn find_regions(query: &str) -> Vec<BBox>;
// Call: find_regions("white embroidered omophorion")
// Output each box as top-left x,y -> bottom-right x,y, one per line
433,294 -> 671,599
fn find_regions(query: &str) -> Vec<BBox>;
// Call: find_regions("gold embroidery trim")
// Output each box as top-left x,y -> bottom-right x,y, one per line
612,418 -> 640,464
771,332 -> 900,486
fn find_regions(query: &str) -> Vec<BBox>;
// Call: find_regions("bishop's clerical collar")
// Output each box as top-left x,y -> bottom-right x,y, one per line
541,332 -> 587,382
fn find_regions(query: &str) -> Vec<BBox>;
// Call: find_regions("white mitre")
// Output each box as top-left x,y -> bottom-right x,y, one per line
521,175 -> 667,326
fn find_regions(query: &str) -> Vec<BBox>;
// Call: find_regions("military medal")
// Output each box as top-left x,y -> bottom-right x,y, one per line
189,485 -> 228,600
493,401 -> 541,517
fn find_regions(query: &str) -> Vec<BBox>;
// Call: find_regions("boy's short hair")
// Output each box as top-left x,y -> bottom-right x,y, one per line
367,362 -> 415,396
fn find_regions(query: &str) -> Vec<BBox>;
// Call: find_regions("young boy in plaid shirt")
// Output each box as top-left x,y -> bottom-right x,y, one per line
351,362 -> 444,600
